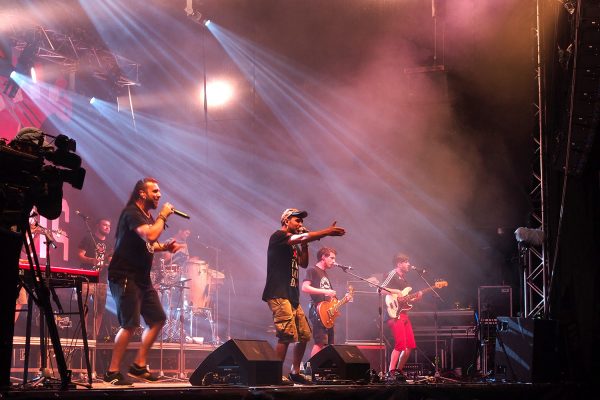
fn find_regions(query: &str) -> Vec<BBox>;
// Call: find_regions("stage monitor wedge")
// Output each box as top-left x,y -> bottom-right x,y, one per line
308,344 -> 370,382
189,339 -> 282,386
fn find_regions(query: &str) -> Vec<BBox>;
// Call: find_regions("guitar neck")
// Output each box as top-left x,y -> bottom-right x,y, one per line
408,286 -> 436,300
333,294 -> 351,312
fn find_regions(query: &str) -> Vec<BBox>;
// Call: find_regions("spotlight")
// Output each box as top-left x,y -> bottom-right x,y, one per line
30,67 -> 37,83
90,97 -> 97,105
514,227 -> 544,247
201,80 -> 234,107
3,71 -> 20,99
204,19 -> 211,26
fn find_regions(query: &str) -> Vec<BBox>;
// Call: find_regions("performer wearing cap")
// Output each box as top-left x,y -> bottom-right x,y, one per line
103,177 -> 184,385
262,208 -> 345,384
302,246 -> 338,357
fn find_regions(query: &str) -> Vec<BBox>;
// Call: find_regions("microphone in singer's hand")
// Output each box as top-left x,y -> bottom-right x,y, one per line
411,265 -> 427,274
75,210 -> 90,220
172,209 -> 190,219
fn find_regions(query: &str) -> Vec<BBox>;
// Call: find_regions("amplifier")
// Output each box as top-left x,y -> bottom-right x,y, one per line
410,310 -> 475,329
478,286 -> 512,319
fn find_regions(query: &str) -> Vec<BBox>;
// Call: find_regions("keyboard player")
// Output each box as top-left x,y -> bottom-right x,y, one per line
77,218 -> 113,338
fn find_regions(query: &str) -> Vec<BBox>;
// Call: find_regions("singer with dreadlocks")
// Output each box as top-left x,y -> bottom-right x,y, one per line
103,177 -> 184,385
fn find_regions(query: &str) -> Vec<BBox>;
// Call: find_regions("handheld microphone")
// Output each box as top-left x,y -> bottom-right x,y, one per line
411,265 -> 427,274
172,209 -> 190,219
75,210 -> 90,220
333,263 -> 352,270
297,226 -> 309,234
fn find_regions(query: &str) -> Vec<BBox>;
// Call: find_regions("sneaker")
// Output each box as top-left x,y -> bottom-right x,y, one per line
103,371 -> 133,386
386,369 -> 407,383
128,363 -> 159,382
280,375 -> 294,386
288,373 -> 313,385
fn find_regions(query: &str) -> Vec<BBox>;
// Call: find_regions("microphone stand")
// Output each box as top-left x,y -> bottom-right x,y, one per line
411,270 -> 458,383
77,215 -> 100,380
334,264 -> 392,379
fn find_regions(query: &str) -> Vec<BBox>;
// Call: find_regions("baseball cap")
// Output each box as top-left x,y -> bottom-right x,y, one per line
280,208 -> 308,224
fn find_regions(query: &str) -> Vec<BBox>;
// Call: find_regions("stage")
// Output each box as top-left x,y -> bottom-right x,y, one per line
0,380 -> 588,400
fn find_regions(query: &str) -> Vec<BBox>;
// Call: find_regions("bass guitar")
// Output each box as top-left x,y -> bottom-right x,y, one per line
316,286 -> 354,329
385,280 -> 448,319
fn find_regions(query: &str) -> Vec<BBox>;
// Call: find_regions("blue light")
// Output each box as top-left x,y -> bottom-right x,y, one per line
90,97 -> 97,104
204,19 -> 211,26
10,70 -> 17,79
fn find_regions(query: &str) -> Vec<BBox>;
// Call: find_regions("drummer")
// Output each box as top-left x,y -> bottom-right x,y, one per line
164,227 -> 192,266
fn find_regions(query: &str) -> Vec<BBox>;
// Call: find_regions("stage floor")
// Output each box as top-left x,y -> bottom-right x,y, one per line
0,380 -> 588,400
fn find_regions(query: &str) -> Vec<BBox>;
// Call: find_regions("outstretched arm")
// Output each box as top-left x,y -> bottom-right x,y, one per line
288,221 -> 345,245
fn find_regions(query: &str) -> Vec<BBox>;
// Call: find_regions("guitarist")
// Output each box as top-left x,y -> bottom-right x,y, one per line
77,217 -> 113,338
382,252 -> 422,378
302,247 -> 338,357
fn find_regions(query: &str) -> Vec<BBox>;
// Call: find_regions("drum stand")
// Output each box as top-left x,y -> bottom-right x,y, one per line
157,280 -> 189,381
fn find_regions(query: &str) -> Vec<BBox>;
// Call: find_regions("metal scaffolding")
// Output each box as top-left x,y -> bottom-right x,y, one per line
523,0 -> 550,319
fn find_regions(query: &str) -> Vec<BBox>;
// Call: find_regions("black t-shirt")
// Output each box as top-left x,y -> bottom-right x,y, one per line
262,229 -> 303,307
303,266 -> 333,304
108,204 -> 154,284
78,234 -> 113,283
383,270 -> 410,321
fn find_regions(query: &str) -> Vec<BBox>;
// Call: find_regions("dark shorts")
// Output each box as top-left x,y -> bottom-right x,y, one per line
109,278 -> 166,329
309,303 -> 334,346
267,298 -> 312,344
387,313 -> 416,351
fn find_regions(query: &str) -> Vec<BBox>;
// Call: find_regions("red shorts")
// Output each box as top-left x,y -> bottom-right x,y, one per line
387,313 -> 416,351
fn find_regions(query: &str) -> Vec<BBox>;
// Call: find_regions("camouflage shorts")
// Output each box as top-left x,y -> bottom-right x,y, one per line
267,298 -> 312,344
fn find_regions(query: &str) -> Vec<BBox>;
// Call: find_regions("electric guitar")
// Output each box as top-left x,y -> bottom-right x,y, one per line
316,286 -> 354,329
385,280 -> 448,319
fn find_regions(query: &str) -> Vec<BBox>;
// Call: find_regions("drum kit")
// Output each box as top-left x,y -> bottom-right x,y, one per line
151,257 -> 224,344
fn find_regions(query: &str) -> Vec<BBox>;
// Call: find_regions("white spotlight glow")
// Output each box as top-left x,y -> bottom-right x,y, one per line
9,70 -> 17,79
30,67 -> 37,83
204,19 -> 211,26
90,97 -> 97,105
201,80 -> 234,107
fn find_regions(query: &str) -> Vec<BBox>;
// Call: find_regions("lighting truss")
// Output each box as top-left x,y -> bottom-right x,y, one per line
525,0 -> 550,319
3,21 -> 140,87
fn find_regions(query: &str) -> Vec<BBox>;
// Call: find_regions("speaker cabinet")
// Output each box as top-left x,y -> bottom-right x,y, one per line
478,286 -> 512,320
494,317 -> 559,382
307,344 -> 370,382
189,339 -> 282,386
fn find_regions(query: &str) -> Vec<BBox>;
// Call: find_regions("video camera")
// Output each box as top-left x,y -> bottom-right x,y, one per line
0,127 -> 86,223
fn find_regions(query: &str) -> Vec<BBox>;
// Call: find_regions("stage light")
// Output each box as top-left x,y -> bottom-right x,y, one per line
3,71 -> 20,98
90,97 -> 97,104
30,67 -> 37,83
204,19 -> 211,26
514,227 -> 544,247
201,80 -> 234,107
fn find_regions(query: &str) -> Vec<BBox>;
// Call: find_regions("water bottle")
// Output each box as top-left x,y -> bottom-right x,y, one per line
299,361 -> 305,374
304,362 -> 312,380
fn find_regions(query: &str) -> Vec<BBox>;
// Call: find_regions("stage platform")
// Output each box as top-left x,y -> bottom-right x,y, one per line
0,380 -> 589,400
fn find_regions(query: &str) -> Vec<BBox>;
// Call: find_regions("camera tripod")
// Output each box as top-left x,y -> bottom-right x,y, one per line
19,224 -> 92,389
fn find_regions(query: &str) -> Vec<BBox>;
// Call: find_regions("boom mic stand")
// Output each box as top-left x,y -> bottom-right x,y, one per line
412,270 -> 458,384
334,263 -> 392,378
